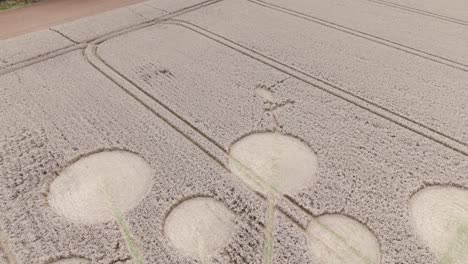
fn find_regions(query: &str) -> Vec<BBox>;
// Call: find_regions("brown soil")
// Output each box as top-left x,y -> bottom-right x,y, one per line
0,0 -> 145,40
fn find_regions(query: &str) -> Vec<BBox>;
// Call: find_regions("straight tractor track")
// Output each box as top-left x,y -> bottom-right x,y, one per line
250,0 -> 468,73
368,0 -> 468,26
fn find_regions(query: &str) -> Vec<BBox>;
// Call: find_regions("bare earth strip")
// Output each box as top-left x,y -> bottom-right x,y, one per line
0,0 -> 210,68
0,0 -> 146,40
97,23 -> 468,263
49,0 -> 214,43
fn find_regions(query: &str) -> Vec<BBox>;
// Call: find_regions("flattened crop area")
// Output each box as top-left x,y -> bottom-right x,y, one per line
0,0 -> 467,263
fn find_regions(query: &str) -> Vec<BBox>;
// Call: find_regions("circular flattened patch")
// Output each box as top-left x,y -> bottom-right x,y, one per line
228,132 -> 318,195
164,197 -> 236,261
48,151 -> 153,224
410,186 -> 468,264
307,215 -> 380,264
50,258 -> 90,264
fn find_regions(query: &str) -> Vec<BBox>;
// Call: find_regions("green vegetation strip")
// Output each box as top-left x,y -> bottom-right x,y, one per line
0,0 -> 33,11
440,222 -> 468,264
